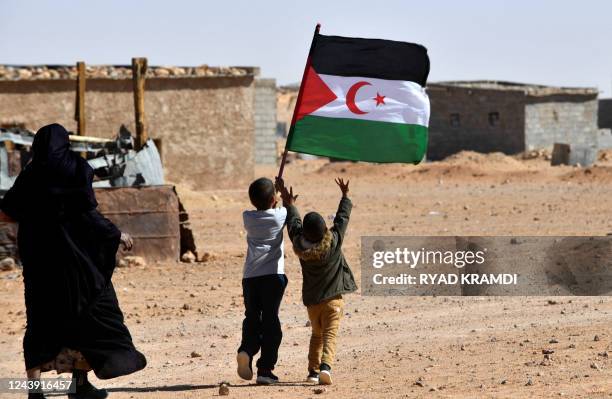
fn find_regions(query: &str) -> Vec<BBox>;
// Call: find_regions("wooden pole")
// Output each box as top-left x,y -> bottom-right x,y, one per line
277,23 -> 320,180
132,57 -> 148,150
75,61 -> 86,136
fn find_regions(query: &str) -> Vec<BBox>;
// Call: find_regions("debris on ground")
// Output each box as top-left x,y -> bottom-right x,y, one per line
0,257 -> 15,271
118,256 -> 146,268
198,252 -> 216,263
219,381 -> 230,396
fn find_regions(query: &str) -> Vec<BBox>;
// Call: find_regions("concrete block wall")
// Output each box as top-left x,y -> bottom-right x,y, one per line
525,95 -> 599,150
599,129 -> 612,149
254,78 -> 277,164
427,85 -> 526,160
428,84 -> 602,159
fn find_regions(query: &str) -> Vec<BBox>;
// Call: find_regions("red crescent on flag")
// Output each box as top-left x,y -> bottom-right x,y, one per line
346,81 -> 371,114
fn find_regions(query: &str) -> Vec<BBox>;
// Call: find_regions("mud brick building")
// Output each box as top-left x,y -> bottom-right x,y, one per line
427,81 -> 603,160
0,64 -> 277,188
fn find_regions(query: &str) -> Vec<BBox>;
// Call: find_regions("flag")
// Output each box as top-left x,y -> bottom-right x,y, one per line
286,31 -> 430,164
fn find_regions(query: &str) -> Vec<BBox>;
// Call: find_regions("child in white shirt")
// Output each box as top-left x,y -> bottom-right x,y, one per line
236,177 -> 287,385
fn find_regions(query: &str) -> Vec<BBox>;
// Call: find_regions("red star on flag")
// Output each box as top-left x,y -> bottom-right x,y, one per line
373,92 -> 386,106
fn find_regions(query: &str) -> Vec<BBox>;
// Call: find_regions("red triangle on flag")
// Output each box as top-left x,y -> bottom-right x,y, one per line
294,66 -> 337,123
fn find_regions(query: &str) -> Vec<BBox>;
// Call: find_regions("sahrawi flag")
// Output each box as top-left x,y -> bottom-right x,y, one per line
287,31 -> 430,163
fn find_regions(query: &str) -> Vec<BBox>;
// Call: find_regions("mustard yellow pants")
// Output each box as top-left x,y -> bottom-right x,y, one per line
306,295 -> 344,371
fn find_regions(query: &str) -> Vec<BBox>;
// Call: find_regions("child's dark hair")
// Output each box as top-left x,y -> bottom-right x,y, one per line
249,177 -> 275,210
303,212 -> 327,242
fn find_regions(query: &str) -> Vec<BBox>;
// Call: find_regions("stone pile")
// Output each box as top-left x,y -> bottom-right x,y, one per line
521,148 -> 552,160
0,65 -> 250,80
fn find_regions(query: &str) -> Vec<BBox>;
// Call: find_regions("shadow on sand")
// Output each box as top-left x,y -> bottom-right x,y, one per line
105,381 -> 314,393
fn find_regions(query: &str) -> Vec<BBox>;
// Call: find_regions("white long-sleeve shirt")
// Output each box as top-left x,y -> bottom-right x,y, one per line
242,207 -> 287,279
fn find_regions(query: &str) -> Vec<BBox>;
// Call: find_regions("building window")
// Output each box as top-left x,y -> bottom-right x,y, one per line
450,113 -> 460,127
488,112 -> 500,127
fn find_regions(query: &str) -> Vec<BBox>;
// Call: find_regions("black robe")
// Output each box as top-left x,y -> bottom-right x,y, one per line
1,124 -> 146,379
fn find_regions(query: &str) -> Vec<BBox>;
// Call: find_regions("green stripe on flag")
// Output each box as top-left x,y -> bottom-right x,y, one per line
287,115 -> 428,163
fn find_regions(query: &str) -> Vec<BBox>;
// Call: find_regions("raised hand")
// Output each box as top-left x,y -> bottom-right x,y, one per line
335,177 -> 350,197
274,176 -> 284,193
276,177 -> 298,206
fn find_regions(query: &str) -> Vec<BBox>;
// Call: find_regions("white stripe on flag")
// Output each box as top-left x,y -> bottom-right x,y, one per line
311,74 -> 430,126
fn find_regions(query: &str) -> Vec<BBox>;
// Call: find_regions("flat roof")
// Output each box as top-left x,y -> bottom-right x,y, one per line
429,80 -> 598,96
0,64 -> 258,80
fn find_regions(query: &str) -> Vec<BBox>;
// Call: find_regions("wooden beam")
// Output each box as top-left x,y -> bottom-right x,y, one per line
75,61 -> 86,136
131,57 -> 148,150
68,135 -> 113,143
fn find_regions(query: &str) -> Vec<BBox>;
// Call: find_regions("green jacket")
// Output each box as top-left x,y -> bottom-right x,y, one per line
286,196 -> 358,306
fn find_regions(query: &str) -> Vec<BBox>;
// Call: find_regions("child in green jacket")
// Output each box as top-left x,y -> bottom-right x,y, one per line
276,177 -> 357,385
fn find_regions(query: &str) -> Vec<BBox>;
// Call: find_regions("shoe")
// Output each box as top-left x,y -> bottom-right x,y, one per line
319,363 -> 332,385
68,370 -> 108,399
306,370 -> 319,383
319,370 -> 332,385
256,369 -> 279,385
236,351 -> 253,380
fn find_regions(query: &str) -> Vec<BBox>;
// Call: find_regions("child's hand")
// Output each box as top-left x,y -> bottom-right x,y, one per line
277,177 -> 298,205
335,177 -> 350,197
274,176 -> 284,193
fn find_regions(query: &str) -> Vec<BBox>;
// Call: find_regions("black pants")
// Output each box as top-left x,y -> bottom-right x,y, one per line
238,274 -> 288,370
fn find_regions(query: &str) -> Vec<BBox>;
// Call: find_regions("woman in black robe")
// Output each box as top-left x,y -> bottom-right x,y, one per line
0,124 -> 146,399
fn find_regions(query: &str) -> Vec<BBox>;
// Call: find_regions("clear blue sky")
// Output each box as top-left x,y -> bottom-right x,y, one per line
2,0 -> 611,97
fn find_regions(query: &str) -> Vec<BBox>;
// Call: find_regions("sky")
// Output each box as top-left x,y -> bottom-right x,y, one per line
1,0 -> 611,97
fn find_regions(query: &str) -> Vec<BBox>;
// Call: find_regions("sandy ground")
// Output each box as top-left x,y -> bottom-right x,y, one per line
1,152 -> 612,398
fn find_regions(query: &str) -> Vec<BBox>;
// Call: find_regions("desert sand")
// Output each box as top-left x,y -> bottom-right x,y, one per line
1,152 -> 611,398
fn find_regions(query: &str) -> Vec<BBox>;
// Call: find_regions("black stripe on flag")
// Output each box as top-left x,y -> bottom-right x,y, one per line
310,34 -> 430,86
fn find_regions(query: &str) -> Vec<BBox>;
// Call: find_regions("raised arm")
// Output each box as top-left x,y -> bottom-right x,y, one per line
332,178 -> 352,242
276,177 -> 302,241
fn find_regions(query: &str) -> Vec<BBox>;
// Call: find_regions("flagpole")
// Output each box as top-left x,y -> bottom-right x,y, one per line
277,23 -> 321,180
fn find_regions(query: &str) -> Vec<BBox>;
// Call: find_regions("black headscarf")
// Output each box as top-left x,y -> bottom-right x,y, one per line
31,123 -> 77,180
1,124 -> 97,221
